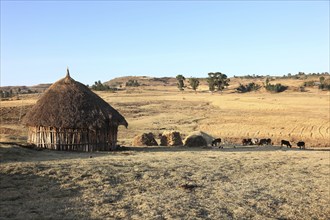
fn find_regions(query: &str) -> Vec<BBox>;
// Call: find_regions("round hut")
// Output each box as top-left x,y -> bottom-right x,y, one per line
23,69 -> 128,151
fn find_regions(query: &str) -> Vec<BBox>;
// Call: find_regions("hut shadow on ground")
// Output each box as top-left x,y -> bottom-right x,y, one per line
0,143 -> 115,163
0,173 -> 90,220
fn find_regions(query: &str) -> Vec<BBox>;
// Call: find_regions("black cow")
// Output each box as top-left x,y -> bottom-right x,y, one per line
297,141 -> 305,149
281,140 -> 292,148
212,138 -> 222,148
242,138 -> 252,146
258,139 -> 267,145
266,138 -> 272,145
258,138 -> 272,145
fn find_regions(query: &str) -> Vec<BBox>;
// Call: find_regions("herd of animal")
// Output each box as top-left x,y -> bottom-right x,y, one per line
211,138 -> 306,149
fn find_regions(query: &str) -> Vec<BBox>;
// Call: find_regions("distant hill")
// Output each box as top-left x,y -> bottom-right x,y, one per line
0,83 -> 51,93
104,76 -> 178,87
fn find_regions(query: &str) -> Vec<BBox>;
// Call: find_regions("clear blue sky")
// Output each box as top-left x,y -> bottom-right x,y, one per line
1,1 -> 329,86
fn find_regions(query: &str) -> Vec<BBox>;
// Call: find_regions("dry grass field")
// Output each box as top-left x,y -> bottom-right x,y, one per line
1,145 -> 329,219
1,76 -> 329,219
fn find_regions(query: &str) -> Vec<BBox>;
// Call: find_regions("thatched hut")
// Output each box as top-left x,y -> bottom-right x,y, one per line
23,69 -> 128,151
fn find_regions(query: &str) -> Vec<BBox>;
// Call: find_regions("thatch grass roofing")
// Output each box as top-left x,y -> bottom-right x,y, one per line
23,71 -> 128,130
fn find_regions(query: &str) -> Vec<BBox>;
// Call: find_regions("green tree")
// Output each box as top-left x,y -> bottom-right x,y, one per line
91,80 -> 111,91
126,79 -> 140,87
189,77 -> 200,93
176,75 -> 185,91
319,76 -> 325,84
208,72 -> 230,93
207,76 -> 215,93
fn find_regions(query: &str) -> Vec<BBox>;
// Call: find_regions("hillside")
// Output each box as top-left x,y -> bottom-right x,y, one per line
1,73 -> 329,219
0,83 -> 51,94
104,76 -> 178,87
104,74 -> 328,93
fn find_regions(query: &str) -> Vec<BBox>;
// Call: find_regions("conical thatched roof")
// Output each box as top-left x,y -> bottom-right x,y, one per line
23,70 -> 128,130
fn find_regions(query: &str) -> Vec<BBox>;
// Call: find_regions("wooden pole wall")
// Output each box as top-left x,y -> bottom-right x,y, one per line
27,125 -> 119,151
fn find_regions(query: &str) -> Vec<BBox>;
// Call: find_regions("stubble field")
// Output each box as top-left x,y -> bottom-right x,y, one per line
0,78 -> 329,219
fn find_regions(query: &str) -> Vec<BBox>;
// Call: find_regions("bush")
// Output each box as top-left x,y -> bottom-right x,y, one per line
126,79 -> 140,87
318,78 -> 330,91
303,81 -> 315,87
319,83 -> 330,91
236,82 -> 261,93
91,80 -> 115,91
265,83 -> 287,93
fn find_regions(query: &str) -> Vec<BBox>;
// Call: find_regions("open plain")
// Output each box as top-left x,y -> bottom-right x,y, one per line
0,76 -> 329,219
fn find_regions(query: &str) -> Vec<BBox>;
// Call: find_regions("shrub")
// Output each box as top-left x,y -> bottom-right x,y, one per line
91,80 -> 114,91
318,78 -> 330,91
303,81 -> 315,87
236,82 -> 261,93
265,83 -> 287,93
319,83 -> 330,91
126,79 -> 140,87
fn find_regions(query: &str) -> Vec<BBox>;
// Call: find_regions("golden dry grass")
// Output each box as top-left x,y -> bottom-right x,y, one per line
0,78 -> 329,219
95,84 -> 329,148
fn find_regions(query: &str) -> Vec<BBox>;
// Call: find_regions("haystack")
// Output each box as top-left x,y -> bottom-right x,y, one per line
23,69 -> 128,151
132,133 -> 158,146
184,134 -> 207,147
159,131 -> 183,146
186,131 -> 215,146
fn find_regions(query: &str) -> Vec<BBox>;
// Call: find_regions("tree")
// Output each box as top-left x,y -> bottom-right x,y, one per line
126,79 -> 140,87
319,76 -> 325,84
189,77 -> 199,93
176,75 -> 185,91
207,77 -> 215,93
91,80 -> 111,91
265,77 -> 270,85
208,72 -> 230,93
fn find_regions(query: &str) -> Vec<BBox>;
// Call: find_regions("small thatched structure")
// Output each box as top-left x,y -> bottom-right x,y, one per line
23,69 -> 128,151
186,131 -> 215,146
132,133 -> 158,146
159,131 -> 183,146
184,134 -> 207,147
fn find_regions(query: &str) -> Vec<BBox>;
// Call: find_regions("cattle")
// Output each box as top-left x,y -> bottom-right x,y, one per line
258,138 -> 272,145
258,139 -> 267,145
266,138 -> 272,145
251,138 -> 259,145
212,138 -> 222,148
242,138 -> 252,146
281,140 -> 292,148
297,141 -> 305,149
